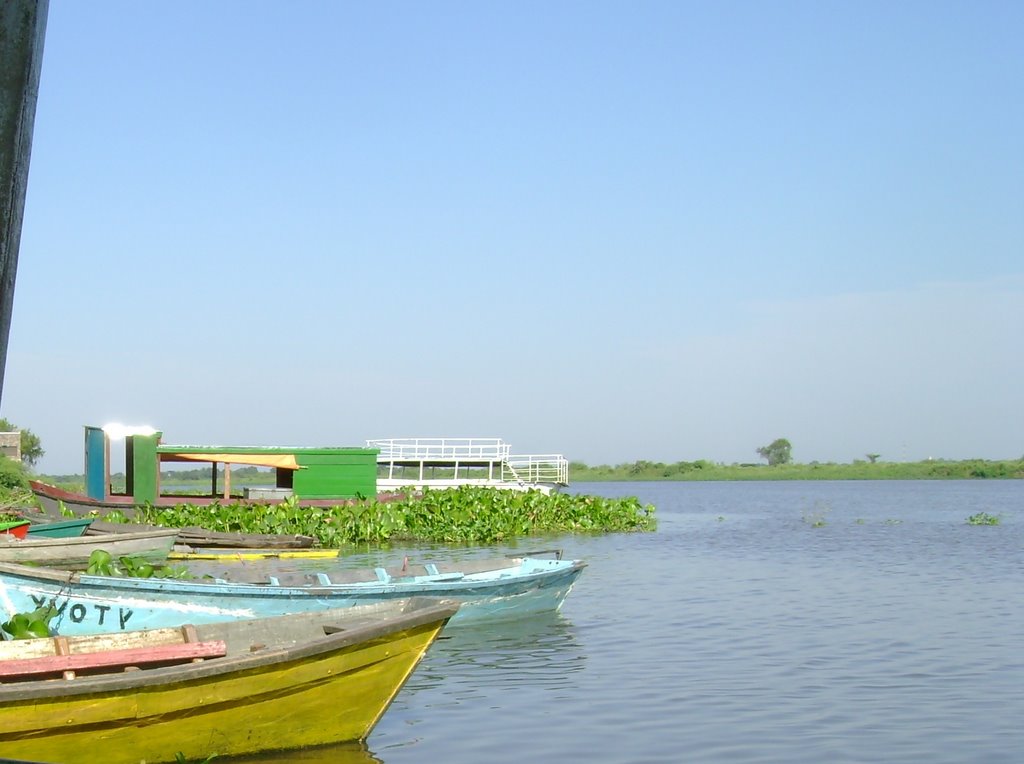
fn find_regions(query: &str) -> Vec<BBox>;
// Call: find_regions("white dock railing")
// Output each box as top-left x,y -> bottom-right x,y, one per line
503,454 -> 570,485
367,437 -> 511,462
367,437 -> 569,489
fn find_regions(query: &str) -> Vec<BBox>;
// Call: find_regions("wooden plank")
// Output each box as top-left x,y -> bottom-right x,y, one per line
53,636 -> 74,680
0,628 -> 187,660
0,640 -> 227,680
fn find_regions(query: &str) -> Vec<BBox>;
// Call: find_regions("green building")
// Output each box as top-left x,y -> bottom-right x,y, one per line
84,425 -> 377,504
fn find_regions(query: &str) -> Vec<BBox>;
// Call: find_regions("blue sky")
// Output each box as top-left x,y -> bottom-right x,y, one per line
4,1 -> 1022,474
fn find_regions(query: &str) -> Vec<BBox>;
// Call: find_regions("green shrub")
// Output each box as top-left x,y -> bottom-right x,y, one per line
0,456 -> 29,491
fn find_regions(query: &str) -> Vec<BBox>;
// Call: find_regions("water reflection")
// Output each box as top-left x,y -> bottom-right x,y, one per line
209,612 -> 584,763
220,741 -> 382,763
410,610 -> 585,694
367,611 -> 585,755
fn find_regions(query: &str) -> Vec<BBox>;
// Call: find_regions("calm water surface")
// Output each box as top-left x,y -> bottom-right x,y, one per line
231,480 -> 1024,764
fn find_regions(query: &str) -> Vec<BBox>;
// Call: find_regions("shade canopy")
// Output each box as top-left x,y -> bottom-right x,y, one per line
158,452 -> 300,470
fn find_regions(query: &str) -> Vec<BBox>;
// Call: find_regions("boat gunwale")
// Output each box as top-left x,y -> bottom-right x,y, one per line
0,528 -> 179,550
0,557 -> 586,597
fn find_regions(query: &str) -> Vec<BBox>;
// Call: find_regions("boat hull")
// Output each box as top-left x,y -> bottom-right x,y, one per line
0,556 -> 585,634
25,518 -> 93,538
0,600 -> 456,763
0,528 -> 178,568
30,480 -> 318,548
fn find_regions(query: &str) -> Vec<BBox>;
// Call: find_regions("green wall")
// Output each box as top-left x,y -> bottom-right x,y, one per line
293,449 -> 378,499
130,432 -> 162,503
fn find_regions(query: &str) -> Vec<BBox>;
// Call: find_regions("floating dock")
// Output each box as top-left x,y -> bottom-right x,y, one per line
367,438 -> 569,494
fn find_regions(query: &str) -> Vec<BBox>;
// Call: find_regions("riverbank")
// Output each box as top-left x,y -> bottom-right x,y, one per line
569,458 -> 1024,481
38,457 -> 1024,491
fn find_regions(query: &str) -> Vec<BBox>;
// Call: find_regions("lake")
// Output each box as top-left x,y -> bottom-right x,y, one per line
229,480 -> 1024,764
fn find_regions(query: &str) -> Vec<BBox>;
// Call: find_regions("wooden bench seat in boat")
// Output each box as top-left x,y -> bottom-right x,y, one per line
0,641 -> 227,681
0,623 -> 226,681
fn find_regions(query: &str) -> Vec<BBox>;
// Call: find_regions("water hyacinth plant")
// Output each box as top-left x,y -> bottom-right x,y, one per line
105,487 -> 656,545
801,501 -> 830,528
85,549 -> 191,579
966,512 -> 1000,526
1,605 -> 56,640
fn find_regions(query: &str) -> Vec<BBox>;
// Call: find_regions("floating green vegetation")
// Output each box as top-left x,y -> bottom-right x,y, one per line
1,605 -> 56,640
85,549 -> 191,579
107,487 -> 657,545
801,502 -> 830,528
966,512 -> 1001,526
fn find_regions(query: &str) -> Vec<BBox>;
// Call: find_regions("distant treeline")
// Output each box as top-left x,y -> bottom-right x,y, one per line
41,465 -> 270,486
568,458 -> 1024,481
40,458 -> 1024,487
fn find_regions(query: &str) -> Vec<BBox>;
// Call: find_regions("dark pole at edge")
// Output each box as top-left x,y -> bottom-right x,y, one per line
0,0 -> 48,407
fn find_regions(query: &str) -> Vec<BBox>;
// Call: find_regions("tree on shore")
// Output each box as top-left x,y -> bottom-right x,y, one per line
757,438 -> 792,466
866,453 -> 881,463
0,418 -> 44,468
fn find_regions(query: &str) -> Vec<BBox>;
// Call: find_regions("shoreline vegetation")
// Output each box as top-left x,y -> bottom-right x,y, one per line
5,463 -> 657,545
569,458 -> 1024,481
36,455 -> 1024,490
7,457 -> 1019,547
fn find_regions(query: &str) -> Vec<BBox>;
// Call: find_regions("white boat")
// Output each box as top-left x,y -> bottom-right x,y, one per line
367,437 -> 569,494
0,553 -> 586,633
0,528 -> 179,569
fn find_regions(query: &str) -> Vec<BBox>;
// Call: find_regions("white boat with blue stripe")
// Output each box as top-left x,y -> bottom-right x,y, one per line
0,553 -> 586,636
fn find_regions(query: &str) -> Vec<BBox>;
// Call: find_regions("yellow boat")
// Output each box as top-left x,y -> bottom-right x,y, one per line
168,545 -> 343,561
0,597 -> 458,763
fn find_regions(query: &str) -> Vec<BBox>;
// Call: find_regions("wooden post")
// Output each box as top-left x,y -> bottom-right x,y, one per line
0,0 -> 48,405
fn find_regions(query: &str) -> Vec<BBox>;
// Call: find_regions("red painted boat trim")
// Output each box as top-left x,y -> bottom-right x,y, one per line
0,641 -> 228,680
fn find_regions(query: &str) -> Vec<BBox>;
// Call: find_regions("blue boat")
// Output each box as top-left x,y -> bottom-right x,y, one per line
0,554 -> 585,635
